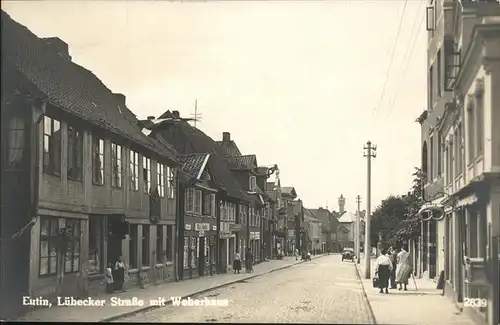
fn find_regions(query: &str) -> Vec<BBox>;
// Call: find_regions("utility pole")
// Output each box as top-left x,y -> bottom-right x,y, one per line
191,99 -> 202,129
356,195 -> 361,264
363,141 -> 376,279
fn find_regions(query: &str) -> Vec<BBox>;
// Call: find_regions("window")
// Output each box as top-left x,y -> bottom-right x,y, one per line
6,115 -> 26,167
111,143 -> 122,188
43,116 -> 61,175
467,101 -> 475,163
190,237 -> 197,268
429,135 -> 434,180
67,125 -> 83,182
183,237 -> 189,269
202,192 -> 212,216
185,188 -> 194,212
456,123 -> 463,176
156,226 -> 163,263
428,66 -> 434,109
167,166 -> 175,198
444,146 -> 450,184
64,219 -> 81,273
249,176 -> 257,191
240,205 -> 247,225
476,92 -> 484,156
89,216 -> 103,274
129,224 -> 138,269
194,190 -> 202,214
166,225 -> 173,262
142,225 -> 150,267
39,216 -> 58,276
437,132 -> 442,177
143,157 -> 151,193
211,194 -> 216,218
92,136 -> 105,186
157,163 -> 165,197
130,151 -> 139,191
437,50 -> 442,98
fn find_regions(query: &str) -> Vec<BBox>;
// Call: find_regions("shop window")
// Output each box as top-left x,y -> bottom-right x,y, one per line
39,216 -> 58,276
64,218 -> 81,273
129,224 -> 138,269
156,226 -> 163,263
166,225 -> 173,262
142,225 -> 150,267
89,216 -> 103,274
183,237 -> 189,269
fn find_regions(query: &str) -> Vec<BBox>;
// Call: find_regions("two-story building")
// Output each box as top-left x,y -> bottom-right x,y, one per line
1,11 -> 179,317
435,3 -> 499,325
256,166 -> 279,260
142,113 -> 251,274
303,208 -> 323,254
177,153 -> 218,279
266,177 -> 287,257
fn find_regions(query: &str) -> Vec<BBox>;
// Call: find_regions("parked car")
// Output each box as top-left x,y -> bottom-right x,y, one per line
341,248 -> 355,262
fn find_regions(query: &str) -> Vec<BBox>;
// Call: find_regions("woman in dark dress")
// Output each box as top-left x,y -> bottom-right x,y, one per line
375,249 -> 393,294
114,256 -> 126,291
233,252 -> 242,274
245,249 -> 254,273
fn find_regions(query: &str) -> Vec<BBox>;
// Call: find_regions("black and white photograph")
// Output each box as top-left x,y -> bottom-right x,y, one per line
1,0 -> 499,324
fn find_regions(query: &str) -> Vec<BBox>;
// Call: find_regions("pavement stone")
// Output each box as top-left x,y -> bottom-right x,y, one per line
15,255 -> 326,322
118,254 -> 374,324
355,255 -> 476,325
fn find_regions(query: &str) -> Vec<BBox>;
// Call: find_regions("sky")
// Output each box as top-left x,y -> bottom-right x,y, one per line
2,0 -> 427,214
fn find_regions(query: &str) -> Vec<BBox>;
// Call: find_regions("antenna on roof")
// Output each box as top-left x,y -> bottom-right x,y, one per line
190,99 -> 202,129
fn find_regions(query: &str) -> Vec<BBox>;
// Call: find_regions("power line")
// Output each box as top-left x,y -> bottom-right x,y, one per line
386,6 -> 426,118
373,0 -> 409,115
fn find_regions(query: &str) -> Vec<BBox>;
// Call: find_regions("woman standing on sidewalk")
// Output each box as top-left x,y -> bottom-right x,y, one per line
375,249 -> 393,294
233,252 -> 242,274
114,256 -> 126,292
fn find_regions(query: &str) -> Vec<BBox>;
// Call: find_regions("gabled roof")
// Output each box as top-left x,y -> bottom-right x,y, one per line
303,208 -> 321,223
216,140 -> 242,157
180,153 -> 210,180
149,111 -> 250,202
227,154 -> 258,171
1,11 -> 178,164
281,186 -> 297,198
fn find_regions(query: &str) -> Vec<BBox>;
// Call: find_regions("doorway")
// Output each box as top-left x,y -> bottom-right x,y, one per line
198,237 -> 205,276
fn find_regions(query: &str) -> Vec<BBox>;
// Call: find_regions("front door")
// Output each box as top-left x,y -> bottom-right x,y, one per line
198,237 -> 205,276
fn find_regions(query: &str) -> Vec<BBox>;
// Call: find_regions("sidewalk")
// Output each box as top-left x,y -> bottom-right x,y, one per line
17,255 -> 326,322
355,255 -> 476,325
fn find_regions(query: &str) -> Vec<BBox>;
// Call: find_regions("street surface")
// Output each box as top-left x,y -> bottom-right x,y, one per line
117,255 -> 374,324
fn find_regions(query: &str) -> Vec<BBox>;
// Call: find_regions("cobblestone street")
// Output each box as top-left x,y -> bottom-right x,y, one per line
118,255 -> 374,324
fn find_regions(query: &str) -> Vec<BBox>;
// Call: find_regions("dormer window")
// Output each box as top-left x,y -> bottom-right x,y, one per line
249,176 -> 257,192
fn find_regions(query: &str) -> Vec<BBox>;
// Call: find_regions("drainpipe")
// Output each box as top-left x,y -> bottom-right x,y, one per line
174,171 -> 181,282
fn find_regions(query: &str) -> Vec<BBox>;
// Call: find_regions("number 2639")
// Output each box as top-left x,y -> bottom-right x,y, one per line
464,298 -> 487,308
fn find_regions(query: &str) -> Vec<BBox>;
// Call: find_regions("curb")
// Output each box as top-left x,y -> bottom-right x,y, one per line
100,255 -> 328,322
354,262 -> 377,325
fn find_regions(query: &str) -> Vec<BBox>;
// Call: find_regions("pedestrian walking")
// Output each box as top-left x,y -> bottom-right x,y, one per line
245,249 -> 254,273
114,256 -> 126,291
396,245 -> 412,291
374,248 -> 393,294
389,246 -> 398,289
233,252 -> 242,274
295,249 -> 299,261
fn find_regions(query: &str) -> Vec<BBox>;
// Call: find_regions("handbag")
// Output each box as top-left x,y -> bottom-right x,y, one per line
372,276 -> 379,288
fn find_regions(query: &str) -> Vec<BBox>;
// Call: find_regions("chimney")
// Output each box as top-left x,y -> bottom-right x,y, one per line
223,132 -> 231,143
43,37 -> 71,61
113,93 -> 126,108
147,116 -> 155,120
338,194 -> 345,214
172,111 -> 180,118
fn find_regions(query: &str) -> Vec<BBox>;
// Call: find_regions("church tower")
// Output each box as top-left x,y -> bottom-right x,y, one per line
338,194 -> 345,214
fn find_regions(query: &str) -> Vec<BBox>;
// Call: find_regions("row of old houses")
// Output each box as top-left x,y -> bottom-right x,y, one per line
416,1 -> 499,325
0,10 -> 335,318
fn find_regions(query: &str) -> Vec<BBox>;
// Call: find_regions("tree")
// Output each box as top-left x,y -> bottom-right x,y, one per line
370,167 -> 424,248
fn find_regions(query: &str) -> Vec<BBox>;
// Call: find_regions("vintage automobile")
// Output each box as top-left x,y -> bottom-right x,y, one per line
341,248 -> 355,262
